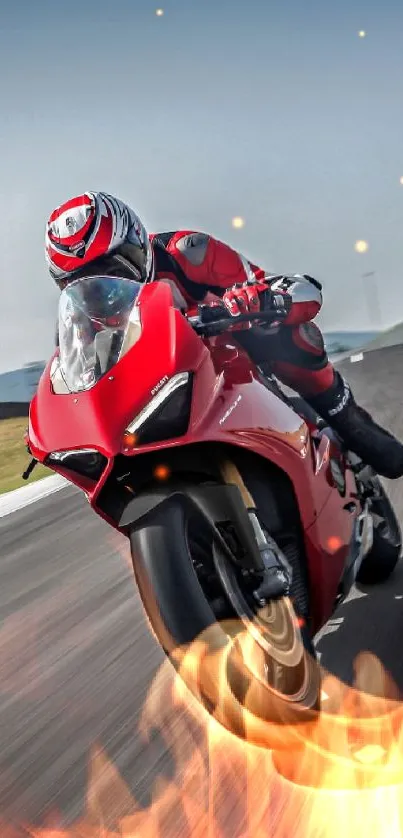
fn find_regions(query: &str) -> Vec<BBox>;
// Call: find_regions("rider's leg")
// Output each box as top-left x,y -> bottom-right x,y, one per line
238,322 -> 403,479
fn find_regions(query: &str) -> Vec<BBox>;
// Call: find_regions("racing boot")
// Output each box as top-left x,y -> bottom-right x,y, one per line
306,372 -> 403,479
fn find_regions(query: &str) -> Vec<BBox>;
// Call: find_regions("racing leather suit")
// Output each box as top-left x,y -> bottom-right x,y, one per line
150,230 -> 333,397
147,229 -> 403,479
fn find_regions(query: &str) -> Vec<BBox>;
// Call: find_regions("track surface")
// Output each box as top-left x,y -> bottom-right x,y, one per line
1,344 -> 403,828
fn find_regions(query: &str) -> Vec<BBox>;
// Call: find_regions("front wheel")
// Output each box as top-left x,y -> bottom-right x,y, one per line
129,492 -> 321,750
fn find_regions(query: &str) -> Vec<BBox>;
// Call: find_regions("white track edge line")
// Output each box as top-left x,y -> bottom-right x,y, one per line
0,475 -> 69,519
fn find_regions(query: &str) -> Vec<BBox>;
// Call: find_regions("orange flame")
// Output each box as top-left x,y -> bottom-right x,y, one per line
14,629 -> 403,838
1,552 -> 401,838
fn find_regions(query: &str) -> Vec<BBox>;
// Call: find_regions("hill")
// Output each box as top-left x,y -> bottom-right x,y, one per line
324,331 -> 379,356
358,322 -> 403,353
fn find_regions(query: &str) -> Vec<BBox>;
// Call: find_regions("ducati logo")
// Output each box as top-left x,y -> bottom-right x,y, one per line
65,216 -> 78,234
151,375 -> 169,396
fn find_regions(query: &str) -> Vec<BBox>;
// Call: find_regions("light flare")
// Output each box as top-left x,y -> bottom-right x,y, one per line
154,464 -> 170,481
354,240 -> 369,253
232,217 -> 245,229
122,431 -> 138,450
327,535 -> 343,552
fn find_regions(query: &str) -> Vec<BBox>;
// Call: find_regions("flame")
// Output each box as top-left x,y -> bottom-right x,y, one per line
3,578 -> 403,838
11,628 -> 403,838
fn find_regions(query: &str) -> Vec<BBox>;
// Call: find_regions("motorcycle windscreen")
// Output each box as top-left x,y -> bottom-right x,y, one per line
55,275 -> 143,394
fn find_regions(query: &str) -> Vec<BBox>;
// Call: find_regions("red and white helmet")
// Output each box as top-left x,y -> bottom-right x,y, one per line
45,191 -> 154,288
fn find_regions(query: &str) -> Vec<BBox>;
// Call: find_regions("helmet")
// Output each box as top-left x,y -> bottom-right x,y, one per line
45,192 -> 154,289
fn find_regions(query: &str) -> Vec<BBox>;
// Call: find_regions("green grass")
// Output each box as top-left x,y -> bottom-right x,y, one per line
0,417 -> 50,495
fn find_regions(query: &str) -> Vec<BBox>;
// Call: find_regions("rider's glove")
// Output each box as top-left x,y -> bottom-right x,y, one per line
221,278 -> 292,327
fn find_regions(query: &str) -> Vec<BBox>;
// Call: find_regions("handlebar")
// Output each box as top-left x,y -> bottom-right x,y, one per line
187,304 -> 286,337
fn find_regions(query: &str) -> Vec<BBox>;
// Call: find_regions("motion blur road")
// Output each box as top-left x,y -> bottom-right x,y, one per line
1,345 -> 403,830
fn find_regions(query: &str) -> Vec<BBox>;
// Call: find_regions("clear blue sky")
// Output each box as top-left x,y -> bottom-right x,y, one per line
1,0 -> 402,371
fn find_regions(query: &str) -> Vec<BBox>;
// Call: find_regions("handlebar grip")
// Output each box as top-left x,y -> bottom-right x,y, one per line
198,304 -> 228,324
189,303 -> 287,337
198,303 -> 286,323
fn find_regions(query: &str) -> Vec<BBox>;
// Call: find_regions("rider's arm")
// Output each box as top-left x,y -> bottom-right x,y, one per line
155,231 -> 323,325
155,231 -> 264,301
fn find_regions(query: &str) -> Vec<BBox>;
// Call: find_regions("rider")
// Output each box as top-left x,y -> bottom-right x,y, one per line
45,191 -> 403,479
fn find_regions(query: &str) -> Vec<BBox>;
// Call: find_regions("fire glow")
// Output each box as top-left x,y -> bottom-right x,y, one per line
14,626 -> 403,838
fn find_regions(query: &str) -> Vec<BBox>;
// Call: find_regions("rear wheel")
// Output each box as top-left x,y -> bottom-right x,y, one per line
357,479 -> 401,585
129,488 -> 321,749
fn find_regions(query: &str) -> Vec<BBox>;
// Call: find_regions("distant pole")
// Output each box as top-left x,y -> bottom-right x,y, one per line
361,271 -> 382,329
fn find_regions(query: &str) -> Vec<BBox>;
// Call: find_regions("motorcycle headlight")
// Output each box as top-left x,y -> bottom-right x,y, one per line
46,448 -> 107,480
123,372 -> 193,448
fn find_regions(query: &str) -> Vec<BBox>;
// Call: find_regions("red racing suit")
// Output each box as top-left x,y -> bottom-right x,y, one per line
149,230 -> 335,397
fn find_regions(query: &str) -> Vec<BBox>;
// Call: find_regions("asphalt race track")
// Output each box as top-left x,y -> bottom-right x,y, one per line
1,344 -> 403,831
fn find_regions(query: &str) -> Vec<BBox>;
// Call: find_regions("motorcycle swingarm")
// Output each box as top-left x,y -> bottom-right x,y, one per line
119,482 -> 268,574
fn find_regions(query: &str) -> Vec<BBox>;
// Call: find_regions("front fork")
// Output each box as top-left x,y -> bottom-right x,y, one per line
220,460 -> 292,603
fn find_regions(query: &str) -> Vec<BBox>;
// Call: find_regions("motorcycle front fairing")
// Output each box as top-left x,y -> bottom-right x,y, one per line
28,278 -> 210,493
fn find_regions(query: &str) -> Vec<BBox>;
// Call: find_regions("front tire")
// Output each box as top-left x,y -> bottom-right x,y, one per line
129,493 -> 321,749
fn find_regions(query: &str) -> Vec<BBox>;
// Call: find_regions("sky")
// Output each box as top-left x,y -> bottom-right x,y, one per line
0,0 -> 402,372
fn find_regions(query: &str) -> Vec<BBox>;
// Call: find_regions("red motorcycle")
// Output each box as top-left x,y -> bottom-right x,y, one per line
26,275 -> 401,745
